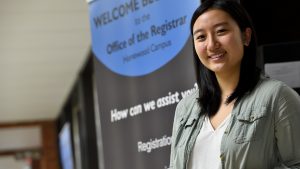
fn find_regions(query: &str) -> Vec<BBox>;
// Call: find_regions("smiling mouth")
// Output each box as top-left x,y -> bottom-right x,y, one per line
209,53 -> 225,61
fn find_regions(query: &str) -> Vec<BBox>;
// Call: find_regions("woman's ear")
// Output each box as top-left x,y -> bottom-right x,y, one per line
243,28 -> 252,46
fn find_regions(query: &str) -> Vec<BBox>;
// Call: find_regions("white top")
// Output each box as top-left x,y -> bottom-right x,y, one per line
188,114 -> 231,169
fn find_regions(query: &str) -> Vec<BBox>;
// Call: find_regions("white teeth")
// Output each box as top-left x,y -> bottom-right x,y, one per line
210,53 -> 223,59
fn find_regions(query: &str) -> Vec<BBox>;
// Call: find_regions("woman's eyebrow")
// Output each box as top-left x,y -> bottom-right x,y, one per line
193,21 -> 229,35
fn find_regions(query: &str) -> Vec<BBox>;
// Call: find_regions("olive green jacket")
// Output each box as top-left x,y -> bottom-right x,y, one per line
170,77 -> 300,169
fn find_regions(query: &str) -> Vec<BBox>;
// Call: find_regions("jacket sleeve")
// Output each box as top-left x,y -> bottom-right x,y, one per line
274,85 -> 300,168
169,100 -> 185,169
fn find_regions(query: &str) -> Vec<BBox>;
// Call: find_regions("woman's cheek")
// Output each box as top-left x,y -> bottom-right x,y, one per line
195,44 -> 206,59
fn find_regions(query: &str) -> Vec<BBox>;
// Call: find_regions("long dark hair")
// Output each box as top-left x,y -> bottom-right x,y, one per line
190,0 -> 261,116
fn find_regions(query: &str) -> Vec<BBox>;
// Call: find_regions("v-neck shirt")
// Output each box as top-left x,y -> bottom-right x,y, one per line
188,114 -> 231,169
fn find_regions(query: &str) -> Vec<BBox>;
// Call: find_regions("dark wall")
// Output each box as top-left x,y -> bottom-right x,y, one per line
57,56 -> 99,169
242,0 -> 300,45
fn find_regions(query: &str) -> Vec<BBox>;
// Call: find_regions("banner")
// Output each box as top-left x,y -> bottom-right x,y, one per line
89,0 -> 199,168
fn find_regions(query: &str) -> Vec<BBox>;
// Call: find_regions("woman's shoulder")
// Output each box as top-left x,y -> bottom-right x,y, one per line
248,74 -> 299,104
256,75 -> 294,94
177,89 -> 199,109
174,89 -> 200,120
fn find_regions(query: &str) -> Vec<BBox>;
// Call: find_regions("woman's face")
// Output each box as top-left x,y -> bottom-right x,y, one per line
192,9 -> 250,74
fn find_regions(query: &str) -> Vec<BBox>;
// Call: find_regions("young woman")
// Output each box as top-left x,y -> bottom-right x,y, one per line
169,0 -> 300,168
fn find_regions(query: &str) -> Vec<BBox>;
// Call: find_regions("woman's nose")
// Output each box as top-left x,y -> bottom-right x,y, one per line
207,36 -> 220,51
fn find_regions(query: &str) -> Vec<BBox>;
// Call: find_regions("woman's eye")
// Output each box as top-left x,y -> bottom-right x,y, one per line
217,29 -> 227,35
195,35 -> 206,41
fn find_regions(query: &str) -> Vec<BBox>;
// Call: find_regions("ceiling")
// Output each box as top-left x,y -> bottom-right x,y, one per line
0,0 -> 91,123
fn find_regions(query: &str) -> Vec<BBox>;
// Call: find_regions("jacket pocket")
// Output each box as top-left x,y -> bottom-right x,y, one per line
234,106 -> 267,143
175,117 -> 197,147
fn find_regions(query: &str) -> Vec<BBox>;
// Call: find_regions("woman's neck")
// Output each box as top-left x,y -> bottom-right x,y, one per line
215,69 -> 240,99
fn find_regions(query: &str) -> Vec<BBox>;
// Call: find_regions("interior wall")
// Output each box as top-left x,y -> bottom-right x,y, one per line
0,155 -> 29,169
0,121 -> 59,169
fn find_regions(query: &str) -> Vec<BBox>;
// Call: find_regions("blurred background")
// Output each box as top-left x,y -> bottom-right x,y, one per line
0,0 -> 299,169
0,0 -> 90,168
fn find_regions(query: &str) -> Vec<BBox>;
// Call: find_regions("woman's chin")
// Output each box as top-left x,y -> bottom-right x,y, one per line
210,64 -> 225,73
